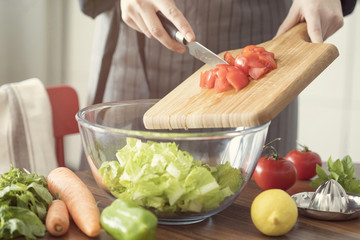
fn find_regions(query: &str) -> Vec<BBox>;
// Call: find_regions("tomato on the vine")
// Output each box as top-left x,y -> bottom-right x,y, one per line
285,145 -> 322,180
253,139 -> 297,191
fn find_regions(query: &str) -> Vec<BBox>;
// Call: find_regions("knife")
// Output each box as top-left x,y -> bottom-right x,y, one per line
157,12 -> 228,67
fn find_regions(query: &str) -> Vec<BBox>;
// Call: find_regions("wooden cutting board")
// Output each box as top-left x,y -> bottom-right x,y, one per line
143,23 -> 339,129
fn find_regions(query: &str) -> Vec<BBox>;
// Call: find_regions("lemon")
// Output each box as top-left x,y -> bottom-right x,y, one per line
251,189 -> 298,236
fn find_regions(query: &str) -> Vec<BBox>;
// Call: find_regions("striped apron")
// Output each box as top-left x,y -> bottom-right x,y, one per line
81,0 -> 296,169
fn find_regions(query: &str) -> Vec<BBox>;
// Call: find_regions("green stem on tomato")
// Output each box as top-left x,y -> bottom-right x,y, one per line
263,138 -> 281,160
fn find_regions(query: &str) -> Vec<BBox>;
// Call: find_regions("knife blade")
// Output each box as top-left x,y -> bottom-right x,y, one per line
157,12 -> 228,67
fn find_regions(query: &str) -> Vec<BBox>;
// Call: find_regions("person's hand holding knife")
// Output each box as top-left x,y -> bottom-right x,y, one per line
120,0 -> 195,53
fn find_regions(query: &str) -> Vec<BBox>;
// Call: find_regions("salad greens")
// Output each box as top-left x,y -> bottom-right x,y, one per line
0,206 -> 46,240
310,155 -> 360,194
0,166 -> 52,240
99,138 -> 243,214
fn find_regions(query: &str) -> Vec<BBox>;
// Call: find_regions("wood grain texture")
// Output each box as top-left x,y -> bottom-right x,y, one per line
24,168 -> 360,240
143,23 -> 339,129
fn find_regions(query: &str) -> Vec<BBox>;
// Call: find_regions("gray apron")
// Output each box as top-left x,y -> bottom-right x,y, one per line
81,0 -> 296,169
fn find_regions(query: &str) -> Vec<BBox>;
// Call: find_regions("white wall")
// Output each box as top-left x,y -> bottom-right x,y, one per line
62,0 -> 95,169
298,4 -> 360,164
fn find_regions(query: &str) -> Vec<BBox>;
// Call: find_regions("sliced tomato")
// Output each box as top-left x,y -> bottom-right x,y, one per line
234,55 -> 249,75
226,66 -> 240,72
224,52 -> 235,65
226,70 -> 249,91
241,45 -> 257,57
246,53 -> 266,68
216,67 -> 228,80
200,70 -> 217,89
249,67 -> 270,80
253,46 -> 265,53
200,71 -> 206,87
262,50 -> 275,59
214,68 -> 231,93
258,54 -> 277,70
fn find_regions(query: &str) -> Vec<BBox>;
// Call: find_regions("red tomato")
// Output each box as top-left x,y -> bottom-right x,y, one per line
200,45 -> 276,92
200,69 -> 217,89
234,55 -> 249,75
262,50 -> 275,59
258,54 -> 277,70
226,70 -> 249,91
253,156 -> 297,191
285,146 -> 322,180
241,45 -> 257,57
224,52 -> 235,65
246,53 -> 265,68
248,67 -> 269,80
214,68 -> 231,93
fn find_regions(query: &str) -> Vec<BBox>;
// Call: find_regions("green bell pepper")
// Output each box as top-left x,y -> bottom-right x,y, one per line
100,199 -> 158,240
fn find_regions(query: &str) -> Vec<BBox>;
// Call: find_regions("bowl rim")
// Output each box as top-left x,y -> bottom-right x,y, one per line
76,99 -> 270,140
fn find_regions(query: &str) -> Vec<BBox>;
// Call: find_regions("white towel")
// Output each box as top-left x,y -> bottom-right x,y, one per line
0,78 -> 57,175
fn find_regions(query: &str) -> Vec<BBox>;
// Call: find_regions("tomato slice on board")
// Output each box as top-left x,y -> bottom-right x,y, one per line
262,50 -> 275,59
241,45 -> 256,57
200,70 -> 217,88
246,53 -> 266,68
214,68 -> 231,93
224,52 -> 235,65
249,67 -> 270,80
200,71 -> 206,87
234,55 -> 249,75
226,70 -> 249,91
258,54 -> 277,70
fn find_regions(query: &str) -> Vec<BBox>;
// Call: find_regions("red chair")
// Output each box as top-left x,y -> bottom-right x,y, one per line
46,85 -> 80,167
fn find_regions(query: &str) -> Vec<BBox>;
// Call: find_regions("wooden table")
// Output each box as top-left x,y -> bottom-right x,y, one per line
30,169 -> 360,240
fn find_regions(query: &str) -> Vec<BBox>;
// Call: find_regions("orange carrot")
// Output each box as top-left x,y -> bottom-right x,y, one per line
47,167 -> 101,237
46,199 -> 70,236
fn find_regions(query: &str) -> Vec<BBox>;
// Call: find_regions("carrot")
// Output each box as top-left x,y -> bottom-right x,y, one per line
47,167 -> 101,237
46,199 -> 70,236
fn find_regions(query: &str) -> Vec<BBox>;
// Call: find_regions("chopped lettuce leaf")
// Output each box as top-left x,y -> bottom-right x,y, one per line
99,137 -> 243,214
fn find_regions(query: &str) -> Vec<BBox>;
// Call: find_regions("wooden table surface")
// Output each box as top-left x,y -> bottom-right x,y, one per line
28,168 -> 360,240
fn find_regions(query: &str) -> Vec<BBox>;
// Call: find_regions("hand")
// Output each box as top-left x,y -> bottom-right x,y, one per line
120,0 -> 195,53
274,0 -> 344,43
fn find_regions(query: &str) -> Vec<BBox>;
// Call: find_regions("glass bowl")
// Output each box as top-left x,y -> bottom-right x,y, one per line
76,99 -> 269,225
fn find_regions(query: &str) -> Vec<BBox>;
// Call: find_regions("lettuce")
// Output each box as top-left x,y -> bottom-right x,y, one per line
99,138 -> 243,213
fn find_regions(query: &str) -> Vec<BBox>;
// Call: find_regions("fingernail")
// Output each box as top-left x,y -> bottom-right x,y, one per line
185,32 -> 195,42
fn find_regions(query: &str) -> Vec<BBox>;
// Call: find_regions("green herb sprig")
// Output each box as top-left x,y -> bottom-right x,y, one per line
310,155 -> 360,195
0,166 -> 53,240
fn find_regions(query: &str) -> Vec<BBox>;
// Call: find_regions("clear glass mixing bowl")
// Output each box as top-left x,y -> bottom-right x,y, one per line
76,99 -> 269,225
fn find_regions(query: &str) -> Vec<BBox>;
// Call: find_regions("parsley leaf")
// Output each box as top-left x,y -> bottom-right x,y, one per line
0,166 -> 52,239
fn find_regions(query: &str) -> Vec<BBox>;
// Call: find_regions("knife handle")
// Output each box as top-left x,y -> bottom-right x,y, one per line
157,12 -> 186,45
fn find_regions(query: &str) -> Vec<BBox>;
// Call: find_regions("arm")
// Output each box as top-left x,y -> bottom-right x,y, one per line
78,0 -> 117,19
275,0 -> 357,43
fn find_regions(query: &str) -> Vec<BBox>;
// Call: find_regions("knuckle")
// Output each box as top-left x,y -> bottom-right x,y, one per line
149,26 -> 163,38
165,6 -> 181,19
121,14 -> 131,24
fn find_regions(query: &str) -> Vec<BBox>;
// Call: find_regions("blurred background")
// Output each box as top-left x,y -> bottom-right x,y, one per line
0,0 -> 359,169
